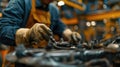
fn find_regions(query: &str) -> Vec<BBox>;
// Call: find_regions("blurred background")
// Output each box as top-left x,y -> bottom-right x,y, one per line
56,0 -> 120,43
1,0 -> 120,43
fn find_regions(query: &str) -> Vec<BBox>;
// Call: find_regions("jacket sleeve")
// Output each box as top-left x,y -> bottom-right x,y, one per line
49,3 -> 66,37
0,0 -> 25,46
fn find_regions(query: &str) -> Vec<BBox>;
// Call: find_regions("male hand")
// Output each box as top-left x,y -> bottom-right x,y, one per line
16,23 -> 52,45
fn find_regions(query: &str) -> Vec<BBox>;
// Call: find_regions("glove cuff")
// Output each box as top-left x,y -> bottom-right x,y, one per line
15,28 -> 30,45
63,29 -> 72,41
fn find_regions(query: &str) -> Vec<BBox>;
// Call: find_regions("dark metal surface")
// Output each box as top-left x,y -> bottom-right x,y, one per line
6,36 -> 120,67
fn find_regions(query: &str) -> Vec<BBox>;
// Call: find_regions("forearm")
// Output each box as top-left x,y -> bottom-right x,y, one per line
0,26 -> 18,46
50,19 -> 67,37
0,0 -> 25,46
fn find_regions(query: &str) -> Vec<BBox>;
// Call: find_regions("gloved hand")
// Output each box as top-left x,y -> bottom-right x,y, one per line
15,23 -> 52,46
63,29 -> 81,44
107,44 -> 119,49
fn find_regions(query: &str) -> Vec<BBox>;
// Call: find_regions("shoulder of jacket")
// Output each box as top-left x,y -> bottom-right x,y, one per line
49,3 -> 59,11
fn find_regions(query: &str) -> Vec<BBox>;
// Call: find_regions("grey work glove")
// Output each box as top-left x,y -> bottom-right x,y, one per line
63,29 -> 81,44
15,23 -> 52,46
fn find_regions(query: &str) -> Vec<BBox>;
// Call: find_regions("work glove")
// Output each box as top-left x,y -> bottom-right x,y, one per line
15,23 -> 52,46
107,44 -> 119,49
63,29 -> 81,44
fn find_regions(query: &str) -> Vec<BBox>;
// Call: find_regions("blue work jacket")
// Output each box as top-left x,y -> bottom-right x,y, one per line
0,0 -> 66,46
